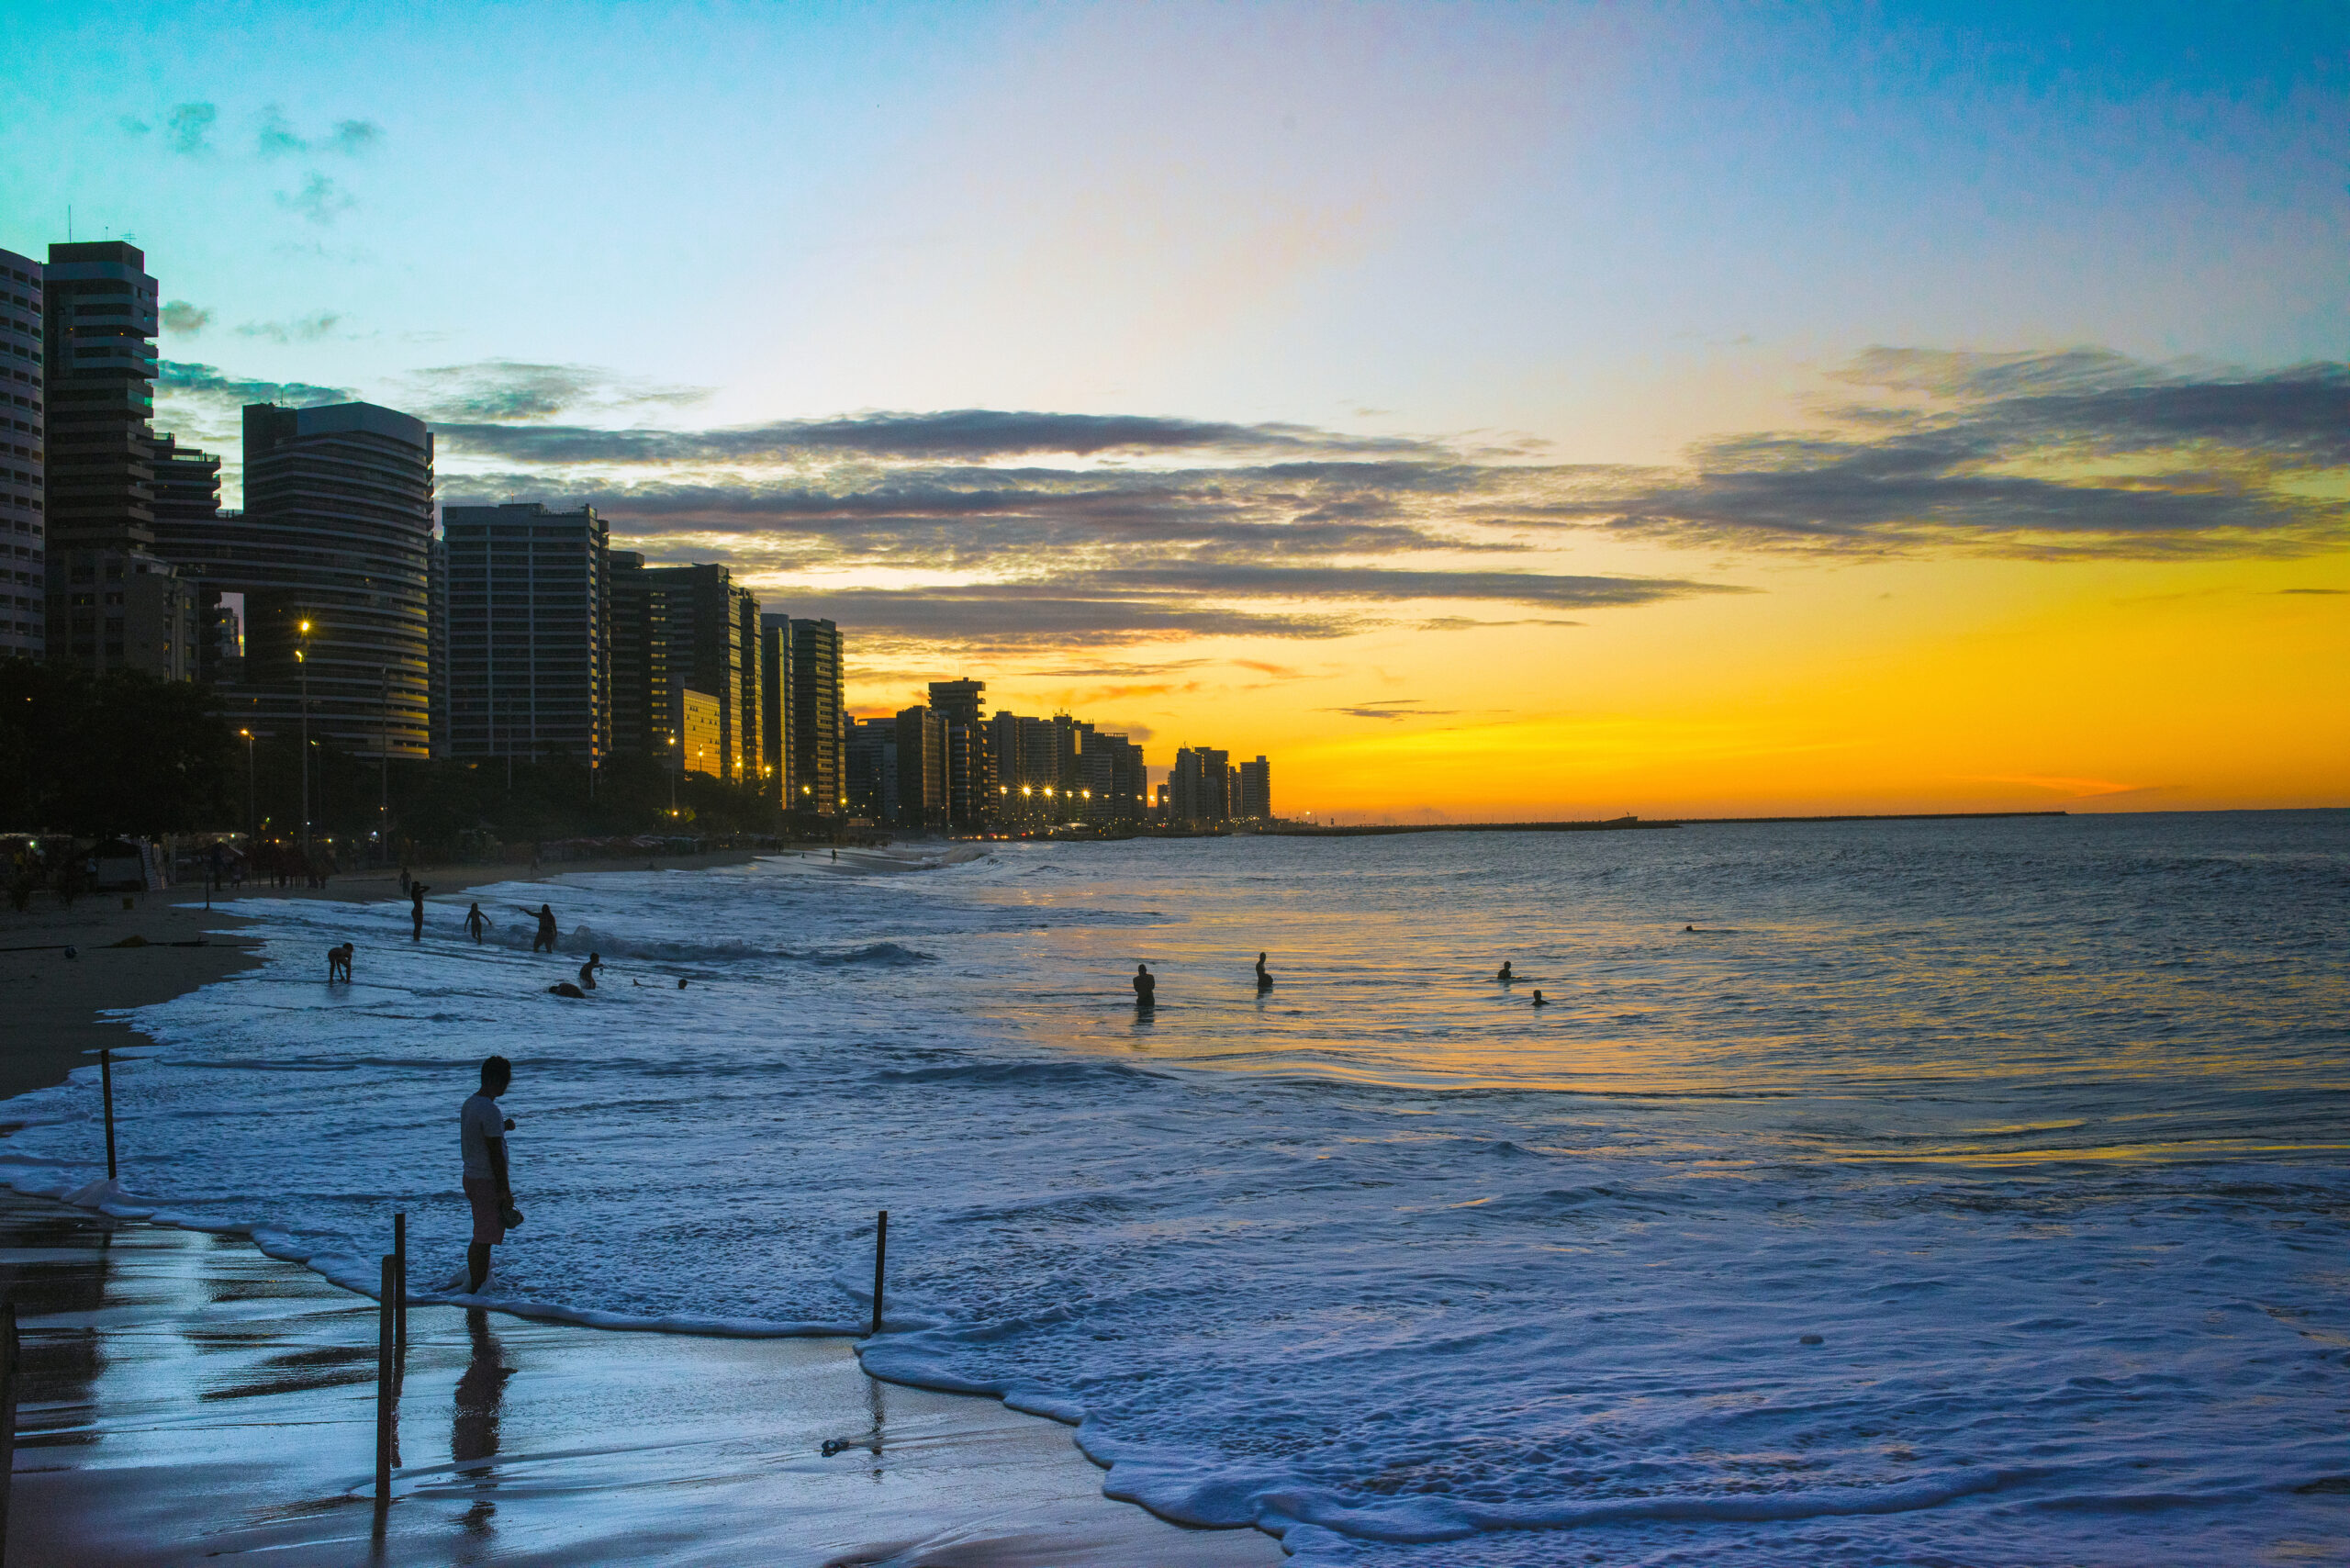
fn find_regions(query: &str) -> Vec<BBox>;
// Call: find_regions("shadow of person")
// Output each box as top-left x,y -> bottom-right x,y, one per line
453,1307 -> 514,1535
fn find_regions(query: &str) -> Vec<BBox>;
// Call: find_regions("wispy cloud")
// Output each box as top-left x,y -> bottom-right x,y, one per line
1320,699 -> 1461,721
1555,351 -> 2350,560
237,312 -> 341,343
276,172 -> 355,225
157,362 -> 353,410
165,102 -> 217,155
406,361 -> 711,422
161,301 -> 213,337
253,106 -> 383,159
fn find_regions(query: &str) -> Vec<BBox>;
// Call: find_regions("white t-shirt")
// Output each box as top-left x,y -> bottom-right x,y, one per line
461,1092 -> 506,1181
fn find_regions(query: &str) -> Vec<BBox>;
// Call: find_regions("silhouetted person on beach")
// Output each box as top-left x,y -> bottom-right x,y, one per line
1496,961 -> 1514,983
462,1056 -> 519,1294
1255,952 -> 1273,991
546,981 -> 586,998
526,903 -> 556,954
399,866 -> 411,898
327,943 -> 353,983
577,953 -> 604,990
1133,963 -> 1156,1009
466,902 -> 487,944
1530,989 -> 1548,1007
410,884 -> 430,941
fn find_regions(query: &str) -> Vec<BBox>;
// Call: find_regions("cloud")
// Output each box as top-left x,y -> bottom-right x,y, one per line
277,173 -> 355,225
118,115 -> 151,137
407,361 -> 711,421
166,102 -> 216,155
258,107 -> 384,158
762,586 -> 1363,649
156,362 -> 353,411
1321,699 -> 1460,721
1556,351 -> 2350,560
161,301 -> 213,336
2278,588 -> 2343,595
236,311 -> 341,343
434,409 -> 1440,465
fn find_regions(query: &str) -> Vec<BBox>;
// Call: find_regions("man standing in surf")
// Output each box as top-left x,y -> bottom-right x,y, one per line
462,1056 -> 518,1293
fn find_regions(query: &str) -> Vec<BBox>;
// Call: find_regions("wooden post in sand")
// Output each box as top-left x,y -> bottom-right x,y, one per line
392,1212 -> 408,1370
0,1301 -> 18,1561
868,1210 -> 889,1338
100,1047 -> 118,1181
375,1254 -> 396,1502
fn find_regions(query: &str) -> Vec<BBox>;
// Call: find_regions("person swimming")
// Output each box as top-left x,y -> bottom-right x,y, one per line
1530,989 -> 1548,1006
1255,952 -> 1272,991
1496,960 -> 1515,982
1133,963 -> 1157,1008
546,980 -> 586,999
578,953 -> 604,990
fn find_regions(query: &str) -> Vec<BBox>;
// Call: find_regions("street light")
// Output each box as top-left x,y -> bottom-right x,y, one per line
240,729 -> 254,837
296,618 -> 311,850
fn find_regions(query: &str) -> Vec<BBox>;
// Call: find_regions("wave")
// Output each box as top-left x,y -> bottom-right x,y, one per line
869,1059 -> 1168,1088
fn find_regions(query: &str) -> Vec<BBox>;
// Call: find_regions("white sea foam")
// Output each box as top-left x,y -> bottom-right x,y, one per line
10,816 -> 2348,1564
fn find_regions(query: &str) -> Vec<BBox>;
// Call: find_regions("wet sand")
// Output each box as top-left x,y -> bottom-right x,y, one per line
1,1195 -> 1281,1566
1,859 -> 1282,1565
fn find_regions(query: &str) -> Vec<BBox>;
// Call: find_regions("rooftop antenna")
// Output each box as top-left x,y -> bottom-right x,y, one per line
67,205 -> 73,241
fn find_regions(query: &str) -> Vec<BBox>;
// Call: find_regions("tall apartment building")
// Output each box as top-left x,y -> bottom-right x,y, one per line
148,431 -> 229,680
440,502 -> 610,767
928,678 -> 992,830
427,534 -> 448,756
41,241 -> 196,678
896,704 -> 947,828
1237,756 -> 1272,820
1169,745 -> 1233,823
606,552 -> 671,757
1082,732 -> 1149,822
0,249 -> 44,657
622,564 -> 757,781
153,402 -> 434,753
757,612 -> 793,805
844,713 -> 894,822
789,618 -> 843,814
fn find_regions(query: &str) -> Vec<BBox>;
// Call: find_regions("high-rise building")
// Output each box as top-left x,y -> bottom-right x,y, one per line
844,713 -> 895,822
927,678 -> 992,830
757,612 -> 793,805
606,552 -> 670,757
440,502 -> 610,767
1169,746 -> 1232,823
0,248 -> 43,658
789,618 -> 844,814
734,588 -> 764,792
630,565 -> 756,781
148,431 -> 228,681
40,241 -> 197,678
1238,756 -> 1271,820
427,534 -> 448,756
896,704 -> 947,828
677,687 -> 722,776
1081,731 -> 1149,822
156,402 -> 434,754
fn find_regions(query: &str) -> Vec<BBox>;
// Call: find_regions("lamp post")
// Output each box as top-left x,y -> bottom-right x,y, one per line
668,735 -> 678,815
241,729 -> 254,838
296,619 -> 311,851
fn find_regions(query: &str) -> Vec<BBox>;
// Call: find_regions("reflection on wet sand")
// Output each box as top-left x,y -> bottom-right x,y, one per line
0,1193 -> 1281,1565
453,1307 -> 510,1540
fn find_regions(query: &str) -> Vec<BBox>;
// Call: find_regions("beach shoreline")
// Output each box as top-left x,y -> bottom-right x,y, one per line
1,854 -> 1285,1566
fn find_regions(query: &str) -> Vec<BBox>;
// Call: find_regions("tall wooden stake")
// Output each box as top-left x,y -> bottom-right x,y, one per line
375,1255 -> 396,1503
0,1301 -> 18,1562
100,1048 -> 118,1182
868,1210 -> 889,1338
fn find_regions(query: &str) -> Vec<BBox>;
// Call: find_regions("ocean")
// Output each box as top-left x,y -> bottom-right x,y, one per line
8,811 -> 2346,1564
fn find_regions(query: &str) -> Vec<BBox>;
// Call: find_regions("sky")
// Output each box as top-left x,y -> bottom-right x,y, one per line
5,0 -> 2344,818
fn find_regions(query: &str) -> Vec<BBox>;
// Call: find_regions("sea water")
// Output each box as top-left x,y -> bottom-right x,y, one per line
6,812 -> 2345,1564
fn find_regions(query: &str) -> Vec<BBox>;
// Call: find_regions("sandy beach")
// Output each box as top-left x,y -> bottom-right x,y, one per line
0,859 -> 1283,1566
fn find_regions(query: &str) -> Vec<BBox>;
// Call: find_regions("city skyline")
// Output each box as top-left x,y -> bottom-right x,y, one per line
4,3 -> 2344,819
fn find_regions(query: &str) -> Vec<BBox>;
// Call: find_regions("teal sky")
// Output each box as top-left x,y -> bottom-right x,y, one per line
7,0 -> 2342,481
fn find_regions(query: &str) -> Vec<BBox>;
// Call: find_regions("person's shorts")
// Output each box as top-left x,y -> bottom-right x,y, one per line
464,1176 -> 507,1244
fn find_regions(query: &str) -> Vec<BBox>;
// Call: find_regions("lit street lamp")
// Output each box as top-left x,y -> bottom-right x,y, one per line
296,618 -> 311,850
240,728 -> 254,837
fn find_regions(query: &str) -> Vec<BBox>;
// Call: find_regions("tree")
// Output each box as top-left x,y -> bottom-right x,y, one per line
0,658 -> 240,836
